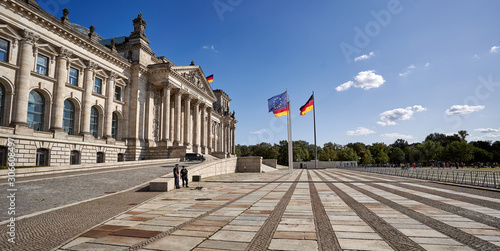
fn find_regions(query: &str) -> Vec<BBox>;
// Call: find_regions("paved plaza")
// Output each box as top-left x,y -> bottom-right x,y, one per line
43,168 -> 500,251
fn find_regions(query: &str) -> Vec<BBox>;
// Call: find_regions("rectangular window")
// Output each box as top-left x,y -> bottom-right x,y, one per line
36,54 -> 49,75
94,77 -> 102,94
114,86 -> 121,101
69,68 -> 79,86
0,38 -> 8,62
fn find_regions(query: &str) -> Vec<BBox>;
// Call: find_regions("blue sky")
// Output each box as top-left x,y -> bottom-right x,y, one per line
46,0 -> 500,146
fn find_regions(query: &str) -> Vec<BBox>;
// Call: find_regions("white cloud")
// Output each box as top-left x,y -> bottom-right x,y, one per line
250,129 -> 266,134
202,45 -> 218,53
346,127 -> 375,136
474,128 -> 500,133
354,52 -> 375,62
425,62 -> 430,68
490,46 -> 500,53
399,64 -> 416,77
469,133 -> 500,141
445,105 -> 485,115
381,133 -> 414,140
335,70 -> 385,92
377,105 -> 427,126
474,54 -> 480,59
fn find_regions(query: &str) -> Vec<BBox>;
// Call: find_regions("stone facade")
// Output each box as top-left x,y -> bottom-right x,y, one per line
0,0 -> 236,166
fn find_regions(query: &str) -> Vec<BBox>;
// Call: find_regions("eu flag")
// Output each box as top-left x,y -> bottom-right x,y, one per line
268,92 -> 288,117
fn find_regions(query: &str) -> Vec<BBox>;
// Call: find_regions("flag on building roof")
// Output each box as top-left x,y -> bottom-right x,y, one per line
299,94 -> 314,116
268,91 -> 289,117
206,74 -> 214,83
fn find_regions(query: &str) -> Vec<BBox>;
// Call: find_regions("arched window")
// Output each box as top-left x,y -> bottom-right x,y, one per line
112,112 -> 118,140
63,100 -> 75,135
90,106 -> 98,138
0,84 -> 4,125
70,150 -> 80,165
28,90 -> 44,131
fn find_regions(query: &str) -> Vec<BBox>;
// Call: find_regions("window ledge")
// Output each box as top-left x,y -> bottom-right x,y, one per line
92,92 -> 106,99
66,83 -> 84,91
114,99 -> 125,105
0,60 -> 19,70
31,71 -> 56,82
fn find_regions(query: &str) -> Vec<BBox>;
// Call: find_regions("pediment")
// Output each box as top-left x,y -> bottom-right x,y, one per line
69,57 -> 87,68
0,24 -> 20,39
36,43 -> 58,55
172,66 -> 216,100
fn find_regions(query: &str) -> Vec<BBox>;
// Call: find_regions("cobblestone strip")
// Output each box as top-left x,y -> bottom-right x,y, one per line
306,170 -> 341,251
127,172 -> 293,251
327,170 -> 500,251
245,171 -> 303,251
345,170 -> 500,211
337,171 -> 500,230
314,171 -> 425,251
0,186 -> 162,251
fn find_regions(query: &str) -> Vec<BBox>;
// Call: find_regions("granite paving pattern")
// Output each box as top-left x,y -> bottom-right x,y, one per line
11,168 -> 500,251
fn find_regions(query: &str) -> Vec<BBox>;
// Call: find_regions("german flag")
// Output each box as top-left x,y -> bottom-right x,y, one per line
273,107 -> 289,117
206,74 -> 214,83
300,94 -> 314,116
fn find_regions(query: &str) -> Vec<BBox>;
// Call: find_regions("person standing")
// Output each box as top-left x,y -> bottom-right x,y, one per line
173,164 -> 181,189
181,166 -> 189,188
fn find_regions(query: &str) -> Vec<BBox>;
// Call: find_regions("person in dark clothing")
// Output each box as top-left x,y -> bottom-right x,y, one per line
180,166 -> 189,187
173,164 -> 181,189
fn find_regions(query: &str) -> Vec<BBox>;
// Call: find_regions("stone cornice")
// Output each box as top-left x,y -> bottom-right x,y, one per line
3,0 -> 131,69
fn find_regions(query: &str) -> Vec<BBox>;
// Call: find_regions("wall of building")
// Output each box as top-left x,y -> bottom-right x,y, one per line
236,156 -> 262,173
293,161 -> 358,169
262,159 -> 277,168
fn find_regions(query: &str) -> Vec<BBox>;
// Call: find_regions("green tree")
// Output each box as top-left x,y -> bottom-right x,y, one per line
337,147 -> 357,161
389,147 -> 405,164
391,139 -> 409,150
472,147 -> 493,163
370,143 -> 390,164
458,130 -> 469,141
444,140 -> 474,163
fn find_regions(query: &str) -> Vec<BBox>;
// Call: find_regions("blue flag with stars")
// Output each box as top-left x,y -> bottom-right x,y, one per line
268,91 -> 288,112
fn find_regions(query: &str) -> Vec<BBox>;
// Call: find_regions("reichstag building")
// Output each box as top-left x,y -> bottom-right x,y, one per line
0,0 -> 237,166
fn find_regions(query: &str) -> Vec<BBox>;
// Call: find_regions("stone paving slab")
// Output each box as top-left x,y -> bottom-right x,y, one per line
56,169 -> 500,251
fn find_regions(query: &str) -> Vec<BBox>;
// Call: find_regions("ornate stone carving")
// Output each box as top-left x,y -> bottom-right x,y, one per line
87,61 -> 98,71
130,13 -> 148,41
21,29 -> 39,44
109,72 -> 118,80
110,38 -> 116,51
61,8 -> 70,23
88,25 -> 95,39
59,47 -> 72,59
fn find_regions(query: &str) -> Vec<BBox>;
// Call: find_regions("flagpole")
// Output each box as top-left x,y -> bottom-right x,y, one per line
313,91 -> 317,169
287,90 -> 293,175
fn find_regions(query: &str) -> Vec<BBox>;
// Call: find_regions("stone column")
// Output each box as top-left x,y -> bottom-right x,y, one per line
193,100 -> 201,151
207,108 -> 212,152
51,47 -> 72,132
232,126 -> 236,154
80,61 -> 98,135
161,83 -> 171,142
11,30 -> 39,127
104,72 -> 117,139
174,90 -> 182,146
200,105 -> 206,151
127,65 -> 140,141
183,95 -> 191,146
